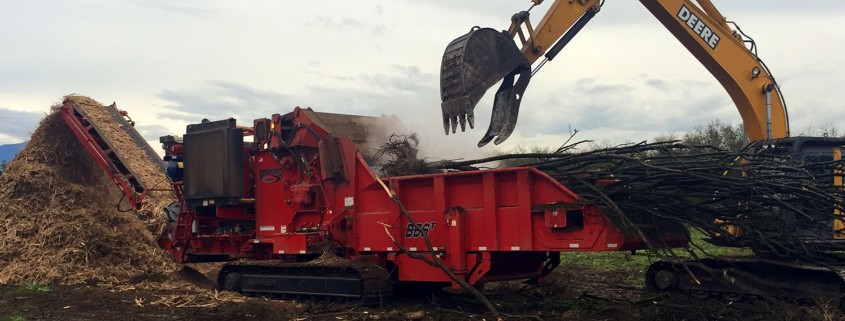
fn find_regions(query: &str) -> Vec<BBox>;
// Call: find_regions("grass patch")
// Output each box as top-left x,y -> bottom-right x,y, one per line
0,287 -> 16,300
682,229 -> 753,258
22,282 -> 50,293
1,315 -> 27,321
559,251 -> 652,286
559,229 -> 751,285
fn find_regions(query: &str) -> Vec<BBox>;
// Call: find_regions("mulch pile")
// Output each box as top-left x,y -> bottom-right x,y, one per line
0,96 -> 177,285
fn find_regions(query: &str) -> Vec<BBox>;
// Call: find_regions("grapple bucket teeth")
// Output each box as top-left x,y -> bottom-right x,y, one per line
439,27 -> 531,147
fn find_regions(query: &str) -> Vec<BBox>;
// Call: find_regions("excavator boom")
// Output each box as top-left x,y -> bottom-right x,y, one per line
641,0 -> 788,141
440,0 -> 788,146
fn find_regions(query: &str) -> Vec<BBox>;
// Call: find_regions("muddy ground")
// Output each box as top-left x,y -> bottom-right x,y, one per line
1,259 -> 839,321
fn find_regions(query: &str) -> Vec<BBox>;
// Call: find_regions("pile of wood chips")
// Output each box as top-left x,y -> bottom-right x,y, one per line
0,96 -> 177,285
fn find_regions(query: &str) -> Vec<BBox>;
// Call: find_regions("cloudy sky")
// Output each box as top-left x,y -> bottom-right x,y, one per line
1,1 -> 843,159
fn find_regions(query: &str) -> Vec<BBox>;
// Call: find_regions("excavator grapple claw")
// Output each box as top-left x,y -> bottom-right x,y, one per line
440,27 -> 531,146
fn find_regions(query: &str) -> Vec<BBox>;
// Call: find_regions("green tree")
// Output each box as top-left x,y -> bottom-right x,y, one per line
652,132 -> 679,144
796,122 -> 843,137
678,119 -> 746,151
0,159 -> 7,173
667,120 -> 844,152
496,145 -> 557,167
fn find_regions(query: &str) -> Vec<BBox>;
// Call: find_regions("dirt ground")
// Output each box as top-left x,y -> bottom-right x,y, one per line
1,261 -> 839,321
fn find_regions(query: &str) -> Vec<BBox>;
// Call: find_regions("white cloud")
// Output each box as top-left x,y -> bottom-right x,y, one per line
0,0 -> 842,154
0,108 -> 43,140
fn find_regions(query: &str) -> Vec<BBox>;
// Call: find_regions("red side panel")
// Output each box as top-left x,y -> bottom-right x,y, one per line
356,168 -> 617,253
352,166 -> 687,283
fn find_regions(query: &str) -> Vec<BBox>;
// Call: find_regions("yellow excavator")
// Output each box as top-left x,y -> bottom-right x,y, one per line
440,0 -> 845,301
441,0 -> 788,146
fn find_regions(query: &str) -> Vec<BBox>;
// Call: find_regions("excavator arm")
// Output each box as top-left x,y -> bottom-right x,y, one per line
440,0 -> 789,146
641,0 -> 787,141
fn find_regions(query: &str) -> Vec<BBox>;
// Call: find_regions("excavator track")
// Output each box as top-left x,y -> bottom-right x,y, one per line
646,257 -> 845,304
217,258 -> 393,305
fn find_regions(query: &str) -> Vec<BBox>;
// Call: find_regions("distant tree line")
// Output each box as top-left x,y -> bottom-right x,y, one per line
654,120 -> 843,152
496,119 -> 844,166
654,120 -> 746,152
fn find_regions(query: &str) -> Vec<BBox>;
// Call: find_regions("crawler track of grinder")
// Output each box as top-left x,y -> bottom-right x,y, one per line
218,258 -> 393,304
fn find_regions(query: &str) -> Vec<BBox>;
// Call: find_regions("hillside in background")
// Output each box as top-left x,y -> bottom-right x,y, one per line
0,142 -> 27,163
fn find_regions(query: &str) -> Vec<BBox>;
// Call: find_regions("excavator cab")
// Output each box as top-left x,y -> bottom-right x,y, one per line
440,27 -> 531,147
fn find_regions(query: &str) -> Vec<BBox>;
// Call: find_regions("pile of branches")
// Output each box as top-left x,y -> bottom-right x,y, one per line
436,140 -> 845,262
371,134 -> 431,177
